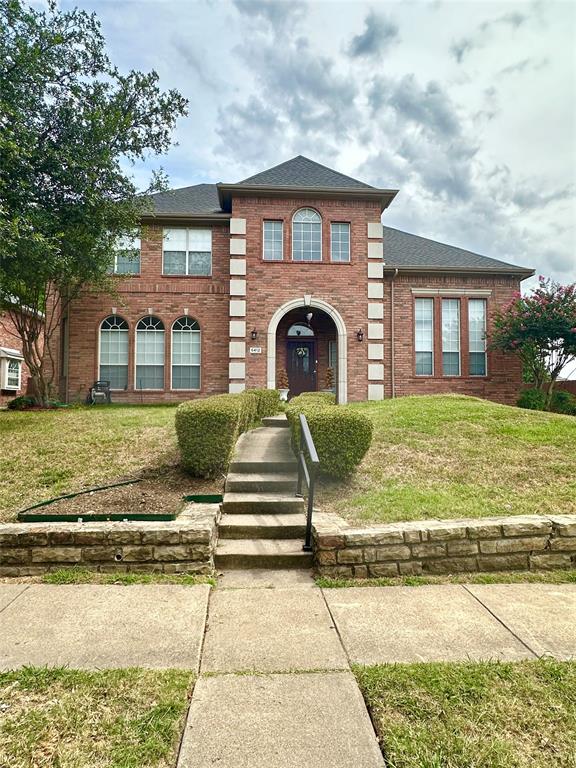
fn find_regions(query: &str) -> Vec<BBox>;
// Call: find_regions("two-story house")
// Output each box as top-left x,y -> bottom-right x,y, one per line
52,155 -> 533,405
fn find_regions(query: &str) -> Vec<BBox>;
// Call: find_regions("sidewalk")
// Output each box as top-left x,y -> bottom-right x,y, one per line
1,580 -> 574,766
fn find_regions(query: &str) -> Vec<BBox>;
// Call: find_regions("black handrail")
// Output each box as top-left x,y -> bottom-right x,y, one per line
296,413 -> 320,552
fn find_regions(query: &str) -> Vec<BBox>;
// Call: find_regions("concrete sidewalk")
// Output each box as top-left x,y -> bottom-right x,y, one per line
1,580 -> 574,767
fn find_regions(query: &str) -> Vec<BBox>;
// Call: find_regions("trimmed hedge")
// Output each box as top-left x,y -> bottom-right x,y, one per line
175,388 -> 282,477
286,394 -> 372,479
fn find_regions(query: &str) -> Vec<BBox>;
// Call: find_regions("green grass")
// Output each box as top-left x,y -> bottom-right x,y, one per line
0,666 -> 193,768
40,567 -> 216,586
355,659 -> 576,768
316,568 -> 576,588
319,395 -> 576,524
0,405 -> 179,521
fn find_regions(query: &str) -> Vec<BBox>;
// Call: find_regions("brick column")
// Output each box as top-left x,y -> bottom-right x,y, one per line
229,218 -> 247,393
366,222 -> 384,400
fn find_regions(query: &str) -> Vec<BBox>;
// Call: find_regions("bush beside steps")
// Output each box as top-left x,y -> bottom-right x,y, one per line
176,389 -> 282,478
286,392 -> 373,479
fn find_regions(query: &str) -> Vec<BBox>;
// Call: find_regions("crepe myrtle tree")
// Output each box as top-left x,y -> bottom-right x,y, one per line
490,277 -> 576,409
0,0 -> 187,404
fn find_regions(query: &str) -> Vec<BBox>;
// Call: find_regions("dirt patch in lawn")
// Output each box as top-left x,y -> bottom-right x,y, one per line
19,469 -> 221,520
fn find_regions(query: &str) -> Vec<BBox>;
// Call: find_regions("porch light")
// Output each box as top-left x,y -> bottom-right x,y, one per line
250,328 -> 258,340
356,328 -> 364,342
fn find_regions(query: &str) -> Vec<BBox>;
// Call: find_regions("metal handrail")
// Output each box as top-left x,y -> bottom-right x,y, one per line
296,413 -> 320,552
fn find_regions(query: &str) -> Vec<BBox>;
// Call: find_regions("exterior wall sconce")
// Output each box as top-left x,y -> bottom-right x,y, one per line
250,328 -> 258,340
356,328 -> 364,342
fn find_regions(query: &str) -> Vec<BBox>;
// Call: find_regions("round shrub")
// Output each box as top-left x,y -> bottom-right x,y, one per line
551,390 -> 576,415
247,388 -> 282,420
517,388 -> 546,411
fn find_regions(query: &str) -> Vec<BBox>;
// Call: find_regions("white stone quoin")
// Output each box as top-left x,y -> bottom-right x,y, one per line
367,222 -> 383,239
229,300 -> 246,317
229,320 -> 246,337
368,383 -> 385,401
367,241 -> 384,259
229,218 -> 246,235
368,343 -> 384,360
367,262 -> 384,279
367,322 -> 384,340
228,382 -> 246,393
367,282 -> 384,299
229,238 -> 246,256
367,302 -> 384,319
229,259 -> 247,276
229,362 -> 246,379
230,279 -> 247,296
229,341 -> 246,358
368,363 -> 385,380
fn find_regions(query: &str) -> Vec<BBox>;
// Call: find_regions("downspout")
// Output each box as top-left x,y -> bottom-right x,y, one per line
390,269 -> 398,398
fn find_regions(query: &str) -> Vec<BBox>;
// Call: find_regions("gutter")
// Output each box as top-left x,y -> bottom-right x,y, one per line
217,183 -> 399,212
382,264 -> 535,278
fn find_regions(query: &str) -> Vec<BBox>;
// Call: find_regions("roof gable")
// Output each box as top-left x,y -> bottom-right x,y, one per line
238,155 -> 375,190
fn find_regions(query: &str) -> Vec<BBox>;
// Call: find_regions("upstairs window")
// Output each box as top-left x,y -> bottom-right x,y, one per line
330,223 -> 350,262
415,298 -> 434,376
163,228 -> 212,276
292,208 -> 321,261
135,316 -> 164,389
442,299 -> 461,376
172,317 -> 201,390
469,299 -> 487,376
263,220 -> 283,260
113,235 -> 141,274
99,316 -> 129,389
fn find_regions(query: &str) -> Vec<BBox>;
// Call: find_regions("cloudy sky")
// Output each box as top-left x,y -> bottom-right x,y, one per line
63,0 -> 576,286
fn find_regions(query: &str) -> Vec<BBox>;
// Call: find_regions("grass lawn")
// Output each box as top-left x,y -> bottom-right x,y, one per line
0,405 -> 217,522
0,667 -> 193,768
319,395 -> 576,524
355,659 -> 576,768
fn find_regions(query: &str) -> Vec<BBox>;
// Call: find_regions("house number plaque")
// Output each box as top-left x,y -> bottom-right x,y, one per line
249,347 -> 262,354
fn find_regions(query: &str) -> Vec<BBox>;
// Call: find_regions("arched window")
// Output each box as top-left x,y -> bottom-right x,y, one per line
172,317 -> 201,390
287,323 -> 314,337
135,316 -> 165,390
292,208 -> 322,262
99,316 -> 129,390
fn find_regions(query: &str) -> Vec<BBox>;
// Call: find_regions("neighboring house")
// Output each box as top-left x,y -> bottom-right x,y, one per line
52,155 -> 534,405
0,307 -> 30,406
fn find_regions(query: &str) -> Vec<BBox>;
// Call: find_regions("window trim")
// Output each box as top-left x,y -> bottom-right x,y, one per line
162,228 -> 213,277
441,297 -> 461,377
262,219 -> 284,261
414,297 -> 435,377
170,316 -> 201,392
1,356 -> 22,390
291,207 -> 322,262
468,298 -> 488,377
330,221 -> 351,263
98,315 -> 130,391
134,315 -> 165,391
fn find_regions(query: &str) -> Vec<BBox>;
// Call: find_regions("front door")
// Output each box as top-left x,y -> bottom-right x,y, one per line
286,340 -> 316,396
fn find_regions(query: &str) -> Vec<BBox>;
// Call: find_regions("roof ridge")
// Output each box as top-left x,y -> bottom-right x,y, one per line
238,155 -> 375,189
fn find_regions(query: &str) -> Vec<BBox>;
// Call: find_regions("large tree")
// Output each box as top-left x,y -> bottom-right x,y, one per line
491,277 -> 576,409
0,0 -> 187,403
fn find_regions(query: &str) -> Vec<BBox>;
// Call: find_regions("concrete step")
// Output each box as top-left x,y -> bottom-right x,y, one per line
219,513 -> 307,539
215,539 -> 313,569
229,427 -> 296,475
262,415 -> 289,428
225,472 -> 297,493
222,492 -> 305,514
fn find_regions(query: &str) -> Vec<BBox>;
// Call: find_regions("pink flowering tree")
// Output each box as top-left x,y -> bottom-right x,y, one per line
491,277 -> 576,409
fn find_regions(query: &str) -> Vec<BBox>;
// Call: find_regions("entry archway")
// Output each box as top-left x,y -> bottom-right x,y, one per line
267,298 -> 347,404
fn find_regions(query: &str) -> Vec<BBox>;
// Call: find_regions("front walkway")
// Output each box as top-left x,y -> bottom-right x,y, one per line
0,581 -> 574,766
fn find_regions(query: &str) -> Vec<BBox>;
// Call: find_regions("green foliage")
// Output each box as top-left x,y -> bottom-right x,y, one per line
286,394 -> 372,478
550,389 -> 576,416
0,0 -> 187,403
517,388 -> 547,411
491,277 -> 576,409
6,395 -> 36,410
176,390 -> 283,477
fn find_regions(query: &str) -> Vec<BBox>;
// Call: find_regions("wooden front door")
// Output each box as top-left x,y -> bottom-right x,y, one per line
286,339 -> 316,396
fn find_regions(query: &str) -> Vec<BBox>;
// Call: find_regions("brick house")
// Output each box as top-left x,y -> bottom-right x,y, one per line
53,156 -> 533,405
0,305 -> 33,406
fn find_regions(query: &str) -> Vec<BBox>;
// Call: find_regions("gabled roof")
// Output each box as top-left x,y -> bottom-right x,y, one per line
383,227 -> 533,275
146,183 -> 223,217
239,155 -> 375,189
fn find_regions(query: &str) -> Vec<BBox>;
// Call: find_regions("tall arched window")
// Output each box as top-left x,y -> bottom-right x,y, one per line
99,316 -> 129,389
292,208 -> 322,262
172,317 -> 201,390
135,316 -> 165,389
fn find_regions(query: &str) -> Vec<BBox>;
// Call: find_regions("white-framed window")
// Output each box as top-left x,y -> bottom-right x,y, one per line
113,235 -> 141,274
163,228 -> 212,276
328,339 -> 338,382
442,298 -> 461,376
292,208 -> 322,261
469,299 -> 487,376
263,220 -> 283,260
330,222 -> 350,262
415,298 -> 434,376
0,353 -> 22,391
99,316 -> 129,390
171,317 -> 201,390
135,316 -> 165,390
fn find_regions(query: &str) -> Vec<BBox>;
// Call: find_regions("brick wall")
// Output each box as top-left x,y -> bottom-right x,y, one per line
0,309 -> 36,406
314,513 -> 576,578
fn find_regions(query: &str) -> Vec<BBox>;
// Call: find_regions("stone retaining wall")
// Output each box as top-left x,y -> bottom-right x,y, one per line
0,504 -> 219,577
313,513 -> 576,578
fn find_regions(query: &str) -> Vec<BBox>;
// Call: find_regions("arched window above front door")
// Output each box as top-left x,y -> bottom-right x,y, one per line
287,323 -> 315,337
292,208 -> 321,262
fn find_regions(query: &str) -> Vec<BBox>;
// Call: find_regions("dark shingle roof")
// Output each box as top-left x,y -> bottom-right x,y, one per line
383,226 -> 533,273
148,184 -> 222,215
239,155 -> 375,189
